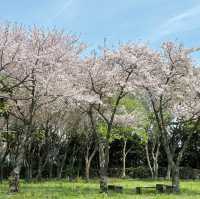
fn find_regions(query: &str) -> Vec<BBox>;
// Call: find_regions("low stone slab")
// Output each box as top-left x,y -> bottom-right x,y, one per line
108,185 -> 123,193
135,186 -> 155,194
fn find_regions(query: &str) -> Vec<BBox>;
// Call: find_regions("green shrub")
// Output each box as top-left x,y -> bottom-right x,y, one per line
127,166 -> 151,178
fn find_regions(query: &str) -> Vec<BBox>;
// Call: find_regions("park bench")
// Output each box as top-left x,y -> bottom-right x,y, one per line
108,185 -> 123,193
156,184 -> 175,193
135,186 -> 155,194
135,184 -> 175,194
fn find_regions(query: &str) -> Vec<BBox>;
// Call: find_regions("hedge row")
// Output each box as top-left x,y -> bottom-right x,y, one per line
105,166 -> 200,179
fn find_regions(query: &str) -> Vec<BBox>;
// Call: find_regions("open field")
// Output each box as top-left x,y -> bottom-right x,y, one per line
0,179 -> 200,199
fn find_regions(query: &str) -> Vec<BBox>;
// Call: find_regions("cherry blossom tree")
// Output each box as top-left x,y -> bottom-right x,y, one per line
135,42 -> 200,192
74,44 -> 160,192
0,24 -> 84,192
1,22 -> 199,194
78,42 -> 200,192
0,23 -> 29,95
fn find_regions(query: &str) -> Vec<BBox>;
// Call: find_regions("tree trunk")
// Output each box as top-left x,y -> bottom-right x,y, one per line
164,149 -> 180,192
29,165 -> 33,180
122,140 -> 127,178
85,145 -> 97,181
36,158 -> 42,181
8,146 -> 24,192
25,163 -> 32,182
122,154 -> 126,178
8,170 -> 20,193
9,164 -> 21,192
85,146 -> 90,181
25,167 -> 29,182
49,163 -> 53,178
145,144 -> 153,179
99,139 -> 109,193
85,160 -> 90,181
153,158 -> 158,179
171,165 -> 180,192
0,165 -> 3,183
0,146 -> 9,183
36,152 -> 49,180
57,151 -> 67,179
166,163 -> 171,180
153,142 -> 160,179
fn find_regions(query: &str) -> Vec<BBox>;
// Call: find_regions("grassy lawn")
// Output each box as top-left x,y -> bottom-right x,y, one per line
0,178 -> 199,199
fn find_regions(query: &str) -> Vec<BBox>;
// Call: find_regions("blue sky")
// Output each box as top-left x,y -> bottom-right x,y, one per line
1,0 -> 200,52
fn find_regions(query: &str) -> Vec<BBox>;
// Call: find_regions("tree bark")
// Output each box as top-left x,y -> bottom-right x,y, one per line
9,157 -> 22,192
0,165 -> 3,182
153,158 -> 158,179
166,163 -> 171,180
49,163 -> 53,178
85,145 -> 97,181
8,170 -> 19,193
85,159 -> 90,181
152,142 -> 160,179
99,139 -> 109,193
36,157 -> 42,181
171,165 -> 180,192
8,142 -> 25,192
161,131 -> 181,192
29,165 -> 33,180
57,151 -> 67,179
145,144 -> 153,179
145,142 -> 160,179
122,140 -> 127,178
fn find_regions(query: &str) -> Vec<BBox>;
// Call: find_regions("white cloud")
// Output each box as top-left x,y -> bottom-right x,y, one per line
167,6 -> 200,24
151,4 -> 200,41
48,0 -> 74,22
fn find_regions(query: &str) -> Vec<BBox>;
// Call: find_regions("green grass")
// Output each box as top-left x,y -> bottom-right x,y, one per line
0,178 -> 199,199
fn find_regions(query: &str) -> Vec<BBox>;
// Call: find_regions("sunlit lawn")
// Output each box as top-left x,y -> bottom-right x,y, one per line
0,178 -> 199,199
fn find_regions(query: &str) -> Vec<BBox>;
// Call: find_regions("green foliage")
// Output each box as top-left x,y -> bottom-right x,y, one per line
132,127 -> 148,144
0,130 -> 16,143
0,73 -> 17,93
97,121 -> 116,142
119,96 -> 141,112
0,99 -> 9,117
97,95 -> 152,143
113,95 -> 150,143
97,121 -> 107,137
33,129 -> 45,142
127,166 -> 151,178
112,126 -> 133,141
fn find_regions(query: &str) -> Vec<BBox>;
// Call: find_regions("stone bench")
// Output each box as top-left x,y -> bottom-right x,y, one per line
108,185 -> 123,193
135,184 -> 175,194
156,184 -> 175,193
135,186 -> 155,194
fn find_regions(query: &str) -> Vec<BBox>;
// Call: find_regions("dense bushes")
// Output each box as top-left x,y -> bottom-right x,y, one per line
126,167 -> 151,178
2,165 -> 200,180
179,167 -> 200,179
106,167 -> 200,179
